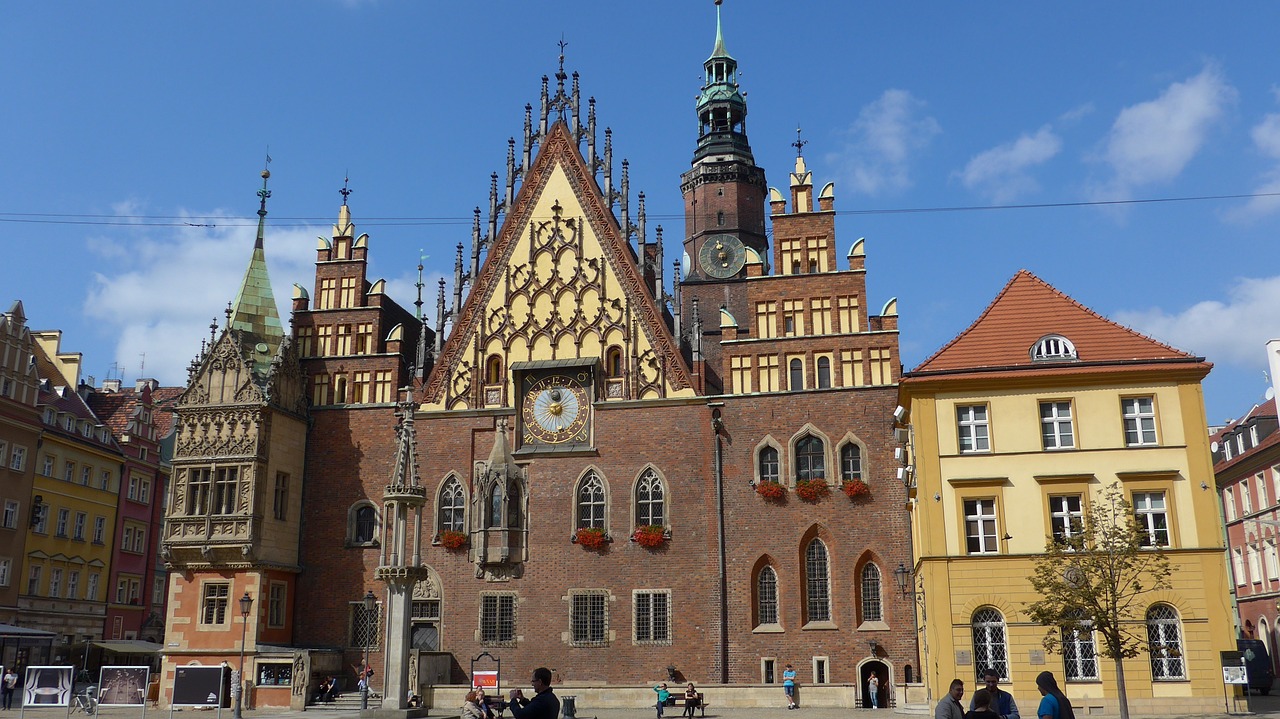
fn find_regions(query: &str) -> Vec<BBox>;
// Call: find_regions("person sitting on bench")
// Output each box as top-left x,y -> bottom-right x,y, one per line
314,676 -> 337,703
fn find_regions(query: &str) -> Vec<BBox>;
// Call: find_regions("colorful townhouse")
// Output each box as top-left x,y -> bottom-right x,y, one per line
0,302 -> 39,630
899,270 -> 1234,716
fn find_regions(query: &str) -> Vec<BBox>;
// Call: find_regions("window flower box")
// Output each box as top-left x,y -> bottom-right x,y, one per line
574,526 -> 609,550
439,530 -> 468,550
842,479 -> 871,498
756,481 -> 787,501
632,524 -> 669,548
795,478 -> 830,502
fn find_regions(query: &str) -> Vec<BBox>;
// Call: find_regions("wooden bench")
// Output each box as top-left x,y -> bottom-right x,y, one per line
666,693 -> 708,717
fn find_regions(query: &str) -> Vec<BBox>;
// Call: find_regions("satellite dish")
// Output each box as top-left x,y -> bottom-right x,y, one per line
1210,441 -> 1220,453
1267,388 -> 1276,401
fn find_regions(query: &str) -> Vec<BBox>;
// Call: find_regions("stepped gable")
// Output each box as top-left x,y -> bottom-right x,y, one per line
423,120 -> 693,405
912,269 -> 1203,374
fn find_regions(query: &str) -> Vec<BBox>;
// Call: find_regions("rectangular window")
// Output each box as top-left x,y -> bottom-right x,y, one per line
201,583 -> 230,625
811,298 -> 832,335
64,461 -> 75,483
133,526 -> 146,553
779,238 -> 803,275
334,324 -> 353,355
213,467 -> 238,514
1225,488 -> 1237,521
1249,547 -> 1263,584
782,300 -> 805,337
570,591 -> 608,647
758,356 -> 779,393
318,278 -> 336,310
1,501 -> 17,530
730,356 -> 753,394
957,405 -> 990,453
1243,483 -> 1253,514
188,468 -> 211,515
100,469 -> 111,491
339,277 -> 358,308
55,509 -> 69,538
273,472 -> 289,520
66,570 -> 78,599
837,295 -> 860,333
634,590 -> 672,644
0,442 -> 6,467
297,326 -> 314,357
154,576 -> 166,606
268,582 -> 287,627
840,350 -> 864,387
0,559 -> 12,587
1258,474 -> 1270,509
964,499 -> 998,554
27,566 -> 41,596
1122,397 -> 1158,446
257,663 -> 293,688
123,526 -> 135,553
86,573 -> 99,601
41,455 -> 53,477
351,371 -> 370,404
316,325 -> 333,357
138,477 -> 151,504
8,446 -> 24,472
374,371 -> 393,403
48,569 -> 61,598
480,593 -> 516,646
93,516 -> 106,544
1133,492 -> 1170,547
350,601 -> 382,649
1062,625 -> 1099,681
73,512 -> 86,540
312,373 -> 330,406
127,476 -> 140,501
356,323 -> 374,355
870,348 -> 892,385
116,578 -> 129,605
1050,495 -> 1083,544
33,505 -> 48,534
81,466 -> 92,486
755,301 -> 778,339
1040,401 -> 1075,450
1268,541 -> 1280,581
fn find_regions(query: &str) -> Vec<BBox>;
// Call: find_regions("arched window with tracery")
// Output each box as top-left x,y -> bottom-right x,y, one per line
860,563 -> 882,622
438,477 -> 465,533
1147,604 -> 1185,680
840,443 -> 863,482
756,565 -> 779,626
577,472 -> 607,530
971,608 -> 1009,679
804,539 -> 831,623
795,436 -> 826,481
634,470 -> 665,527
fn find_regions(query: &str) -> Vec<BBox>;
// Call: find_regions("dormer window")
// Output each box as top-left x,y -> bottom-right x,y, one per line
1031,334 -> 1078,362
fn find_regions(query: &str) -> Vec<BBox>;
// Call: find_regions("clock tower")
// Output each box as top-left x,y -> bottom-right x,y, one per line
680,1 -> 767,392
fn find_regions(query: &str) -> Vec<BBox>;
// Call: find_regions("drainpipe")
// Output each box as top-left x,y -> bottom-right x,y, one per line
710,405 -> 728,683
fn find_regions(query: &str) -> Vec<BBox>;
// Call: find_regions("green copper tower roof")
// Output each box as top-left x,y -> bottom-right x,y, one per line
227,168 -> 285,376
708,0 -> 732,61
694,0 -> 753,163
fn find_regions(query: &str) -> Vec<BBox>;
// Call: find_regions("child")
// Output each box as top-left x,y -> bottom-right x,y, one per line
654,683 -> 671,718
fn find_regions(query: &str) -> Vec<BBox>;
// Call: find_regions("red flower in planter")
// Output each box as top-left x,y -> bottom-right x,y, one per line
574,527 -> 609,550
795,479 -> 830,502
632,524 -> 668,548
756,481 -> 787,501
439,530 -> 468,550
842,479 -> 871,498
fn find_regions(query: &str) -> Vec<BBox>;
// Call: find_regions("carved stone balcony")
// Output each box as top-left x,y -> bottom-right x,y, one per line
162,515 -> 258,565
382,484 -> 426,506
374,564 -> 431,583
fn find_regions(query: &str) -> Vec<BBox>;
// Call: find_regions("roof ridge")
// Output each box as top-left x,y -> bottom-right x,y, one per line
912,269 -> 1028,371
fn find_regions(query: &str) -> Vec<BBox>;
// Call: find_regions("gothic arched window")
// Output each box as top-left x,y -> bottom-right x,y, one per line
804,539 -> 831,623
577,472 -> 607,530
840,443 -> 863,482
861,563 -> 882,622
634,470 -> 665,527
438,477 -> 465,533
348,502 -> 379,547
795,436 -> 826,481
756,565 -> 779,626
758,447 -> 780,484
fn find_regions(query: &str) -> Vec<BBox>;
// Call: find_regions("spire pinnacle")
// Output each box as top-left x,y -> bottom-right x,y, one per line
711,0 -> 729,59
255,154 -> 272,250
228,164 -> 285,373
793,126 -> 807,157
340,175 -> 352,206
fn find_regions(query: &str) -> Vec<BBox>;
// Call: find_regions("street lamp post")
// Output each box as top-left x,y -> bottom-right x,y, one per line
360,590 -> 377,710
233,591 -> 253,719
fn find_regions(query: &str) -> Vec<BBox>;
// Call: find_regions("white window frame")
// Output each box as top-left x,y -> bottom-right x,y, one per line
1040,400 -> 1075,450
1133,492 -> 1170,548
1049,495 -> 1083,544
1,501 -> 17,530
8,446 -> 25,472
1122,397 -> 1158,446
965,498 -> 999,554
1234,548 -> 1247,586
957,405 -> 990,453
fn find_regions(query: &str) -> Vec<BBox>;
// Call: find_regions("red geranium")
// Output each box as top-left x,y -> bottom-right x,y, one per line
842,479 -> 871,498
575,527 -> 609,550
795,478 -> 830,502
632,524 -> 667,548
756,481 -> 786,501
439,530 -> 468,550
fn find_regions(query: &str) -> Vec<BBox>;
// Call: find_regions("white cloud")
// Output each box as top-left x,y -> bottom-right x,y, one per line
1113,275 -> 1280,368
1093,66 -> 1236,199
828,89 -> 941,196
956,125 -> 1062,202
1227,111 -> 1280,221
83,212 -> 319,386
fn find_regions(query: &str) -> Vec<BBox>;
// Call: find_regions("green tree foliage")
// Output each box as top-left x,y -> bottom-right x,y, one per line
1026,483 -> 1172,719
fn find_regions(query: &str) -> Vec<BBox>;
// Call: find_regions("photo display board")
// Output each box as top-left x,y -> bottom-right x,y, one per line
98,666 -> 151,707
24,667 -> 72,707
171,666 -> 224,707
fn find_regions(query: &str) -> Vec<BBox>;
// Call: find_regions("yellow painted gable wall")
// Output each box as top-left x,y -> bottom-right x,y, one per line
425,161 -> 693,411
904,371 -> 1234,716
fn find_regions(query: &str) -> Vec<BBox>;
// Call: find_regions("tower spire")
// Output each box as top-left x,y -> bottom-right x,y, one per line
712,0 -> 728,59
228,161 -> 285,374
254,156 -> 272,250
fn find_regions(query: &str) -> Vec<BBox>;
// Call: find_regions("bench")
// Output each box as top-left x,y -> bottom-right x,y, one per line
666,693 -> 708,717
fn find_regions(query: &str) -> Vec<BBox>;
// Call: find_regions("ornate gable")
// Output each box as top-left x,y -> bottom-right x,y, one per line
179,331 -> 266,408
423,122 -> 693,410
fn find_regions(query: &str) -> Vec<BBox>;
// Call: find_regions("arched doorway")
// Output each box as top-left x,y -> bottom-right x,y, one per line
858,659 -> 890,709
1261,616 -> 1275,675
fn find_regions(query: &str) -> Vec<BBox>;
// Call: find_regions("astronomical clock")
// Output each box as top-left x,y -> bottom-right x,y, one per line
516,362 -> 595,451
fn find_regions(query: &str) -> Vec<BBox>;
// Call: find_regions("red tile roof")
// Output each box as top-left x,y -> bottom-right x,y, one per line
910,269 -> 1204,375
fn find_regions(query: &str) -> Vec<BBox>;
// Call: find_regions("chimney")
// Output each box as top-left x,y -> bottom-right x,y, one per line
135,378 -> 158,392
101,379 -> 122,393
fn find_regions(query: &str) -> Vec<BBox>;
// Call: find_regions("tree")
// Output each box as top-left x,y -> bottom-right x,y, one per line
1026,483 -> 1172,719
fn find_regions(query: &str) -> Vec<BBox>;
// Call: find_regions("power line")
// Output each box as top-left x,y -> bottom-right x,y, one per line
0,190 -> 1277,228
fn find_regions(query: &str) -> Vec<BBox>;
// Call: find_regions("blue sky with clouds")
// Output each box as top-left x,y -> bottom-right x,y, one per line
5,1 -> 1280,424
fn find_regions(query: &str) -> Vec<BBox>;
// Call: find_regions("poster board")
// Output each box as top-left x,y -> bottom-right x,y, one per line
473,670 -> 499,691
98,666 -> 151,707
23,667 -> 72,707
1223,665 -> 1248,685
171,666 -> 224,707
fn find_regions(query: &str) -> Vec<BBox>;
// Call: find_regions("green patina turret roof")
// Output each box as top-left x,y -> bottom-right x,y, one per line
708,1 -> 732,61
227,169 -> 284,376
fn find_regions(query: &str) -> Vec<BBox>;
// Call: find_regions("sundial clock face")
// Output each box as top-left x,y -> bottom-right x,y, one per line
698,234 -> 746,279
521,374 -> 590,445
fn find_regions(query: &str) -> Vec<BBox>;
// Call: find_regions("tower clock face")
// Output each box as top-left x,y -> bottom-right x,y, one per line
521,374 -> 590,445
698,233 -> 746,279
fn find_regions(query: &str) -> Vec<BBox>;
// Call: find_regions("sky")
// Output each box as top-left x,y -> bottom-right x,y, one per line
5,1 -> 1280,425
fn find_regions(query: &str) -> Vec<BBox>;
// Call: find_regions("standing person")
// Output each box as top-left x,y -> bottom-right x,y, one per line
970,669 -> 1019,719
653,683 -> 670,718
782,663 -> 798,709
935,680 -> 965,719
1033,672 -> 1074,719
1,667 -> 15,711
508,667 -> 559,719
682,683 -> 699,718
965,690 -> 1001,719
868,671 -> 880,709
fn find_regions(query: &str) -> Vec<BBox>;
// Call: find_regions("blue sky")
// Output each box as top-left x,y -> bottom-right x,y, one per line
5,1 -> 1280,424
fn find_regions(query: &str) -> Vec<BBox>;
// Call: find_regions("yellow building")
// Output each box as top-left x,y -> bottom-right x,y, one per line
898,271 -> 1233,716
23,332 -> 119,649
